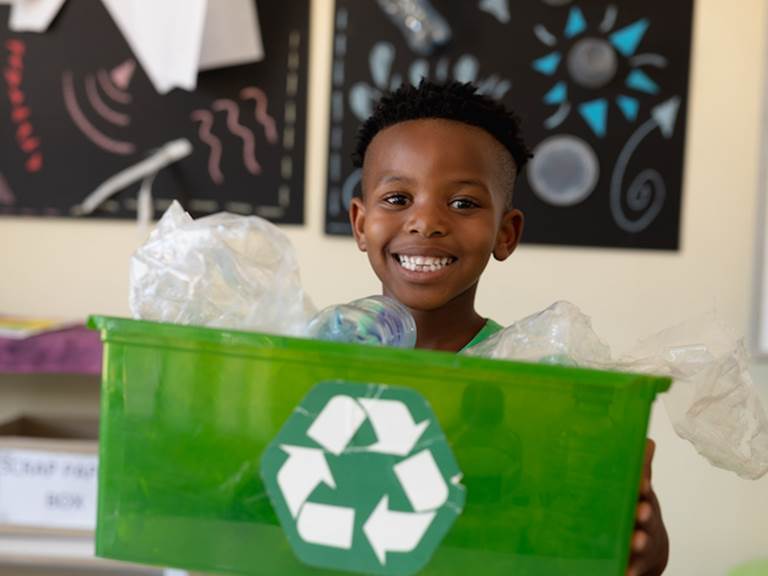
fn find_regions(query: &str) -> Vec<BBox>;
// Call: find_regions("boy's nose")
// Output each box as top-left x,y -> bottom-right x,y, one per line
407,202 -> 447,238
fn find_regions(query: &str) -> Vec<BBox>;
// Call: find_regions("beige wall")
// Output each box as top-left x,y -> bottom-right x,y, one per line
1,0 -> 768,573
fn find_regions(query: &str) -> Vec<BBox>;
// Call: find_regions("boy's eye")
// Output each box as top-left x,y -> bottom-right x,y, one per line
449,198 -> 480,210
383,193 -> 409,206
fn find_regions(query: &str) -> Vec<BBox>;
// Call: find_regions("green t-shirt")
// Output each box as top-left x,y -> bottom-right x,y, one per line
461,319 -> 503,352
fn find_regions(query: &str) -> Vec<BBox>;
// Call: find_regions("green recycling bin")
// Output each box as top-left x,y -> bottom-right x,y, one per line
89,316 -> 669,576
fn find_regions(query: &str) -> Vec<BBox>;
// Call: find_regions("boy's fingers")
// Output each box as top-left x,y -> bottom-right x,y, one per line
646,438 -> 655,463
628,488 -> 669,576
636,500 -> 653,524
626,559 -> 649,576
630,442 -> 665,576
631,529 -> 649,552
641,439 -> 655,495
628,529 -> 654,576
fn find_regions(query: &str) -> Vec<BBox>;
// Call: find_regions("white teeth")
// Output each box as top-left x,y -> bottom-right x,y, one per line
396,255 -> 454,272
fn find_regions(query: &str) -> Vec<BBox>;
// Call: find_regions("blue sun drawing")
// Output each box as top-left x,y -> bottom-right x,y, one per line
532,5 -> 665,137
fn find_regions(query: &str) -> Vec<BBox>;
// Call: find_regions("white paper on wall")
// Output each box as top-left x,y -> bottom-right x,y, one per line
198,0 -> 264,71
3,0 -> 67,32
100,0 -> 208,94
1,0 -> 266,93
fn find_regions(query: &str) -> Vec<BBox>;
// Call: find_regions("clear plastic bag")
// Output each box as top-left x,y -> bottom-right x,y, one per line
618,315 -> 768,480
129,201 -> 315,336
463,301 -> 612,366
464,301 -> 768,480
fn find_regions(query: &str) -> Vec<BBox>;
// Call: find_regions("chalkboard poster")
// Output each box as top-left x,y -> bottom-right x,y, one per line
325,0 -> 694,250
0,0 -> 308,222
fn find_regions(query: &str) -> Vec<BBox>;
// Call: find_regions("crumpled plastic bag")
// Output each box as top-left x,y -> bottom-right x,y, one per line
464,301 -> 768,480
464,301 -> 611,366
618,315 -> 768,480
129,201 -> 315,336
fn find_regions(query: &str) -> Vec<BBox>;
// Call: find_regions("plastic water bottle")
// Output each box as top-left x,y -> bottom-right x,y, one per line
306,295 -> 417,348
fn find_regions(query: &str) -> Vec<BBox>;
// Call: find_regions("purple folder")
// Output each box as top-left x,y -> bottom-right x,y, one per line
0,325 -> 102,374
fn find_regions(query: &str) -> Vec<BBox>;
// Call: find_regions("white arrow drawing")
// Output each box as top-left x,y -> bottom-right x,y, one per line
363,495 -> 436,565
610,96 -> 681,233
277,445 -> 335,518
306,395 -> 367,456
358,398 -> 429,456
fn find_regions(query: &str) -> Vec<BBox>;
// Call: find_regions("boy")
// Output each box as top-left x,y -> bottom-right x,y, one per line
349,80 -> 669,575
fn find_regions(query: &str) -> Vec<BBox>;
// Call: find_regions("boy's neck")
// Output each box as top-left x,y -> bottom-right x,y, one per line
386,286 -> 486,352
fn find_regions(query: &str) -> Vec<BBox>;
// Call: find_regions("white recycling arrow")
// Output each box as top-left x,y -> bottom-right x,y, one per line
394,449 -> 448,512
307,395 -> 367,456
277,445 -> 335,518
297,502 -> 355,550
363,495 -> 436,565
358,398 -> 429,456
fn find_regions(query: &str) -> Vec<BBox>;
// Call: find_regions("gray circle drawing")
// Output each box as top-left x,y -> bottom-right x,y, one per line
567,38 -> 618,89
528,136 -> 599,207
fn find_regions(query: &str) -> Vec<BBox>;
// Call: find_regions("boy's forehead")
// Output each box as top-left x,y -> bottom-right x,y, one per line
370,118 -> 492,146
362,118 -> 516,185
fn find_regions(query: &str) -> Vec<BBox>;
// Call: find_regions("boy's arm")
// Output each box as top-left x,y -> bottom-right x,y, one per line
627,439 -> 669,576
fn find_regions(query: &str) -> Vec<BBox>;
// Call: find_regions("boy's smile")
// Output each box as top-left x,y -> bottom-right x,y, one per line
350,118 -> 523,313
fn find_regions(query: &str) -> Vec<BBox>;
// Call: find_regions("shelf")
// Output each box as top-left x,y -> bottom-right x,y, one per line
0,532 -> 161,575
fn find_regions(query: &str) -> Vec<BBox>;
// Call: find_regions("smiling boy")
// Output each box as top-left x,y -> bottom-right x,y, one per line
350,81 -> 525,352
349,80 -> 668,575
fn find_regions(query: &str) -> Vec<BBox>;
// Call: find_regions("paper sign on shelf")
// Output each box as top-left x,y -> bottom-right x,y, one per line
0,449 -> 98,531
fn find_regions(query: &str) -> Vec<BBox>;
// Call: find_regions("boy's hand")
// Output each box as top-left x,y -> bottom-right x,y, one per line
627,439 -> 669,576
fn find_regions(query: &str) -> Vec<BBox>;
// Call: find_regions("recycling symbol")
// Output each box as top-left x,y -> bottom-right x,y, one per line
261,381 -> 465,575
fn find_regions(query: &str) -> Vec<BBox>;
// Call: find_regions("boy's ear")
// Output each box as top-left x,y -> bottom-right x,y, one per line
493,208 -> 524,261
349,196 -> 368,252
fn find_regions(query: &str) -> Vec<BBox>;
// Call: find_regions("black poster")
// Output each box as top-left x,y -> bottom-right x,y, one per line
0,0 -> 309,222
325,0 -> 694,250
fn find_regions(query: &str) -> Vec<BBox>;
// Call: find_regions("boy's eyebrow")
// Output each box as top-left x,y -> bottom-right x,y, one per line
373,175 -> 491,193
373,174 -> 417,187
451,179 -> 490,193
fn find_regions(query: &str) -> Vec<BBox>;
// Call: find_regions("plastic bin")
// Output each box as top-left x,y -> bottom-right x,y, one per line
89,316 -> 670,576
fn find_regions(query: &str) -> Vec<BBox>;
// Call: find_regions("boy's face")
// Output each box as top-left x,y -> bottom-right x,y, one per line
350,118 -> 524,312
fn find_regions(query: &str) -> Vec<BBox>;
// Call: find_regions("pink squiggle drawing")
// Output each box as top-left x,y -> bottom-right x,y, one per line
62,71 -> 135,155
86,75 -> 130,126
240,87 -> 278,144
212,99 -> 261,175
97,69 -> 131,104
0,173 -> 15,206
191,109 -> 224,185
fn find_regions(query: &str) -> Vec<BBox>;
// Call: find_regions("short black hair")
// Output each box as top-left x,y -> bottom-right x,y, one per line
353,80 -> 531,174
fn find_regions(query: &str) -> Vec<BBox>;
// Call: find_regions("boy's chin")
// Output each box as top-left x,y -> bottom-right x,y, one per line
382,288 -> 457,313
